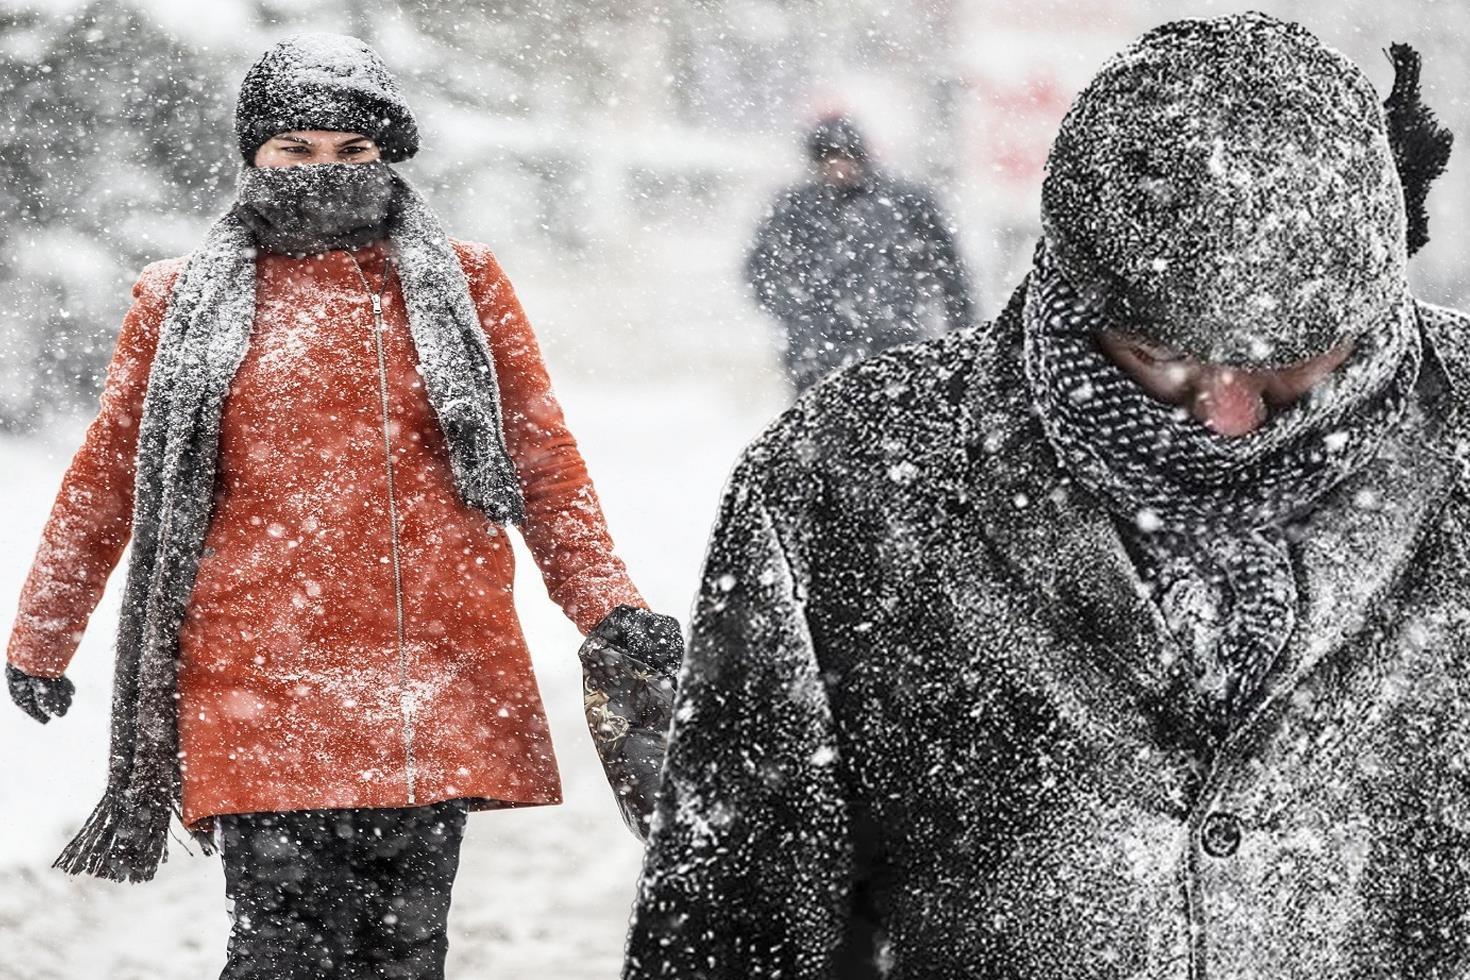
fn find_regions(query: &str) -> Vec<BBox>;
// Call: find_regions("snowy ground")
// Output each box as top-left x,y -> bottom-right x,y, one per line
0,281 -> 790,977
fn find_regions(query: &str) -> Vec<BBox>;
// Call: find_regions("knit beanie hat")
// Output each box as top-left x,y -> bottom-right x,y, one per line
235,33 -> 420,164
807,115 -> 871,164
1040,13 -> 1406,367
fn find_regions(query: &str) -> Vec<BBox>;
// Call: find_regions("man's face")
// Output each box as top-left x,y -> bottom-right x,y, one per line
819,154 -> 864,187
1096,329 -> 1355,438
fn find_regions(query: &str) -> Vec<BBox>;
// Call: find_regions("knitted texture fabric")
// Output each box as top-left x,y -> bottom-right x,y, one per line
234,160 -> 395,255
1022,244 -> 1422,721
235,33 -> 420,163
54,167 -> 524,883
1041,13 -> 1407,367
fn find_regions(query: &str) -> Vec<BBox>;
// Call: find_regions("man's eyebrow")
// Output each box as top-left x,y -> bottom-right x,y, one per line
274,135 -> 310,145
335,135 -> 372,147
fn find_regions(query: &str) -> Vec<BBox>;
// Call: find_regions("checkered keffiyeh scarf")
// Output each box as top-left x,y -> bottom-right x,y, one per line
1022,244 -> 1421,724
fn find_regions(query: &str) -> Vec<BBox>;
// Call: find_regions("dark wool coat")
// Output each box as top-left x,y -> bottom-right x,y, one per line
8,241 -> 644,827
745,174 -> 973,393
625,285 -> 1470,979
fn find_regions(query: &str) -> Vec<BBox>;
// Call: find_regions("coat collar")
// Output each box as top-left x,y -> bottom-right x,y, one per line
1223,303 -> 1468,747
938,281 -> 1190,740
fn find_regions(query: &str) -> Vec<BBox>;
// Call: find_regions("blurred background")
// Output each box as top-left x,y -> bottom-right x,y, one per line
0,0 -> 1464,976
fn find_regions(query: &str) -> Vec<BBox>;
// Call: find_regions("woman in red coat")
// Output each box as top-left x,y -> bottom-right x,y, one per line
4,33 -> 681,980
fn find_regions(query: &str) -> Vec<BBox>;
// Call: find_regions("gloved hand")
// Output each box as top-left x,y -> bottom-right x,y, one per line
581,605 -> 684,841
589,605 -> 683,676
7,663 -> 74,724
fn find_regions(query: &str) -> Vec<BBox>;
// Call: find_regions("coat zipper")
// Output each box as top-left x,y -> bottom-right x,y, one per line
351,255 -> 416,804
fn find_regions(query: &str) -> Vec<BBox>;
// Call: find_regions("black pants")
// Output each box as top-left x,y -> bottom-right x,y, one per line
218,801 -> 468,980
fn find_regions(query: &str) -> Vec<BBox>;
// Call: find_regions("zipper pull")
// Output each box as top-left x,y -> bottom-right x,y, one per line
371,293 -> 383,318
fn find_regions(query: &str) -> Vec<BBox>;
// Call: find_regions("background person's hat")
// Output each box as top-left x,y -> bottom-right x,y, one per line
235,33 -> 420,164
807,115 -> 871,164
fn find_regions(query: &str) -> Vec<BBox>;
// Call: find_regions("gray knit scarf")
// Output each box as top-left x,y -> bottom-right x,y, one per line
1023,243 -> 1421,727
55,163 -> 526,883
235,160 -> 397,254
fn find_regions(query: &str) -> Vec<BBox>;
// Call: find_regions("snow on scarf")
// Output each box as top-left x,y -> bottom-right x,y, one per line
55,164 -> 526,882
1022,243 -> 1421,727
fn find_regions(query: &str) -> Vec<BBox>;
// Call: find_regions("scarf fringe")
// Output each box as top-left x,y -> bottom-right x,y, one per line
186,822 -> 217,857
53,792 -> 171,884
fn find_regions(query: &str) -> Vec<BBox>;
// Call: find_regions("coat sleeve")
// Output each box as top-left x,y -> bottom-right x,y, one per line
624,456 -> 854,979
911,190 -> 974,332
464,245 -> 646,634
6,263 -> 175,679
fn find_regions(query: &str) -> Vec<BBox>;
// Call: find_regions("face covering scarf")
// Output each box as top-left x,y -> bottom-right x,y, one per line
54,162 -> 527,883
233,159 -> 396,255
1022,243 -> 1421,729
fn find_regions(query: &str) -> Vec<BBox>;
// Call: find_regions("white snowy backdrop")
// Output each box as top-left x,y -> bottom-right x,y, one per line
0,0 -> 1463,976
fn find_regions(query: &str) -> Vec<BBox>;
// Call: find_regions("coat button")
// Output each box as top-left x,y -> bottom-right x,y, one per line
1201,812 -> 1242,858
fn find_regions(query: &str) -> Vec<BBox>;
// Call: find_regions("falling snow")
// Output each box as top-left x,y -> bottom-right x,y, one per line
5,1 -> 1470,978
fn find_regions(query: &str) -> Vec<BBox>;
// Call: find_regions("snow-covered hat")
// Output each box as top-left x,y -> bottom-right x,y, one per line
807,115 -> 871,163
1040,13 -> 1407,367
235,33 -> 420,164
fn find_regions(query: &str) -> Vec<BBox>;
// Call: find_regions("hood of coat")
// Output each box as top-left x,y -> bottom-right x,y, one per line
1040,13 -> 1407,368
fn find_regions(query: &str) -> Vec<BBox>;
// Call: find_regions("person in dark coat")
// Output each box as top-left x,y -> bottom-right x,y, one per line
626,14 -> 1464,979
745,115 -> 974,394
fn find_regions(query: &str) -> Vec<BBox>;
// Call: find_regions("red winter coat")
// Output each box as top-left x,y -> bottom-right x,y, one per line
7,240 -> 644,827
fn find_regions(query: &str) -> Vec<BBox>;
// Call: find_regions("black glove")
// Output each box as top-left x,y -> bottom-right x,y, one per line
589,605 -> 683,676
581,605 -> 684,840
7,663 -> 74,725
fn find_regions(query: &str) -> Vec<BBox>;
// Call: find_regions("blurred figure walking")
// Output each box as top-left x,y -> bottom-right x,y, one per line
745,115 -> 974,394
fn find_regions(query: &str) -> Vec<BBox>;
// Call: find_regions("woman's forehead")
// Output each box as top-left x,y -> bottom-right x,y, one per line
268,130 -> 374,144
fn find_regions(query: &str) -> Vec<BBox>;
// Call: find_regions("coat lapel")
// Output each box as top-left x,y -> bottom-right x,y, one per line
936,288 -> 1188,733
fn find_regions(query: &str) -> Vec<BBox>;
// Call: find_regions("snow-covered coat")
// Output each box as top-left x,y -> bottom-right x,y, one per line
625,284 -> 1470,979
7,240 -> 644,827
745,174 -> 973,392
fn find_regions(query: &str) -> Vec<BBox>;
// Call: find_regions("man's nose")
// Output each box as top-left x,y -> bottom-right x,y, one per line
1192,368 -> 1268,437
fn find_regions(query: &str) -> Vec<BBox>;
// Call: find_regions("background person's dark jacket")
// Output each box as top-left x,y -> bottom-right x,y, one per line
745,173 -> 973,393
624,287 -> 1470,979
